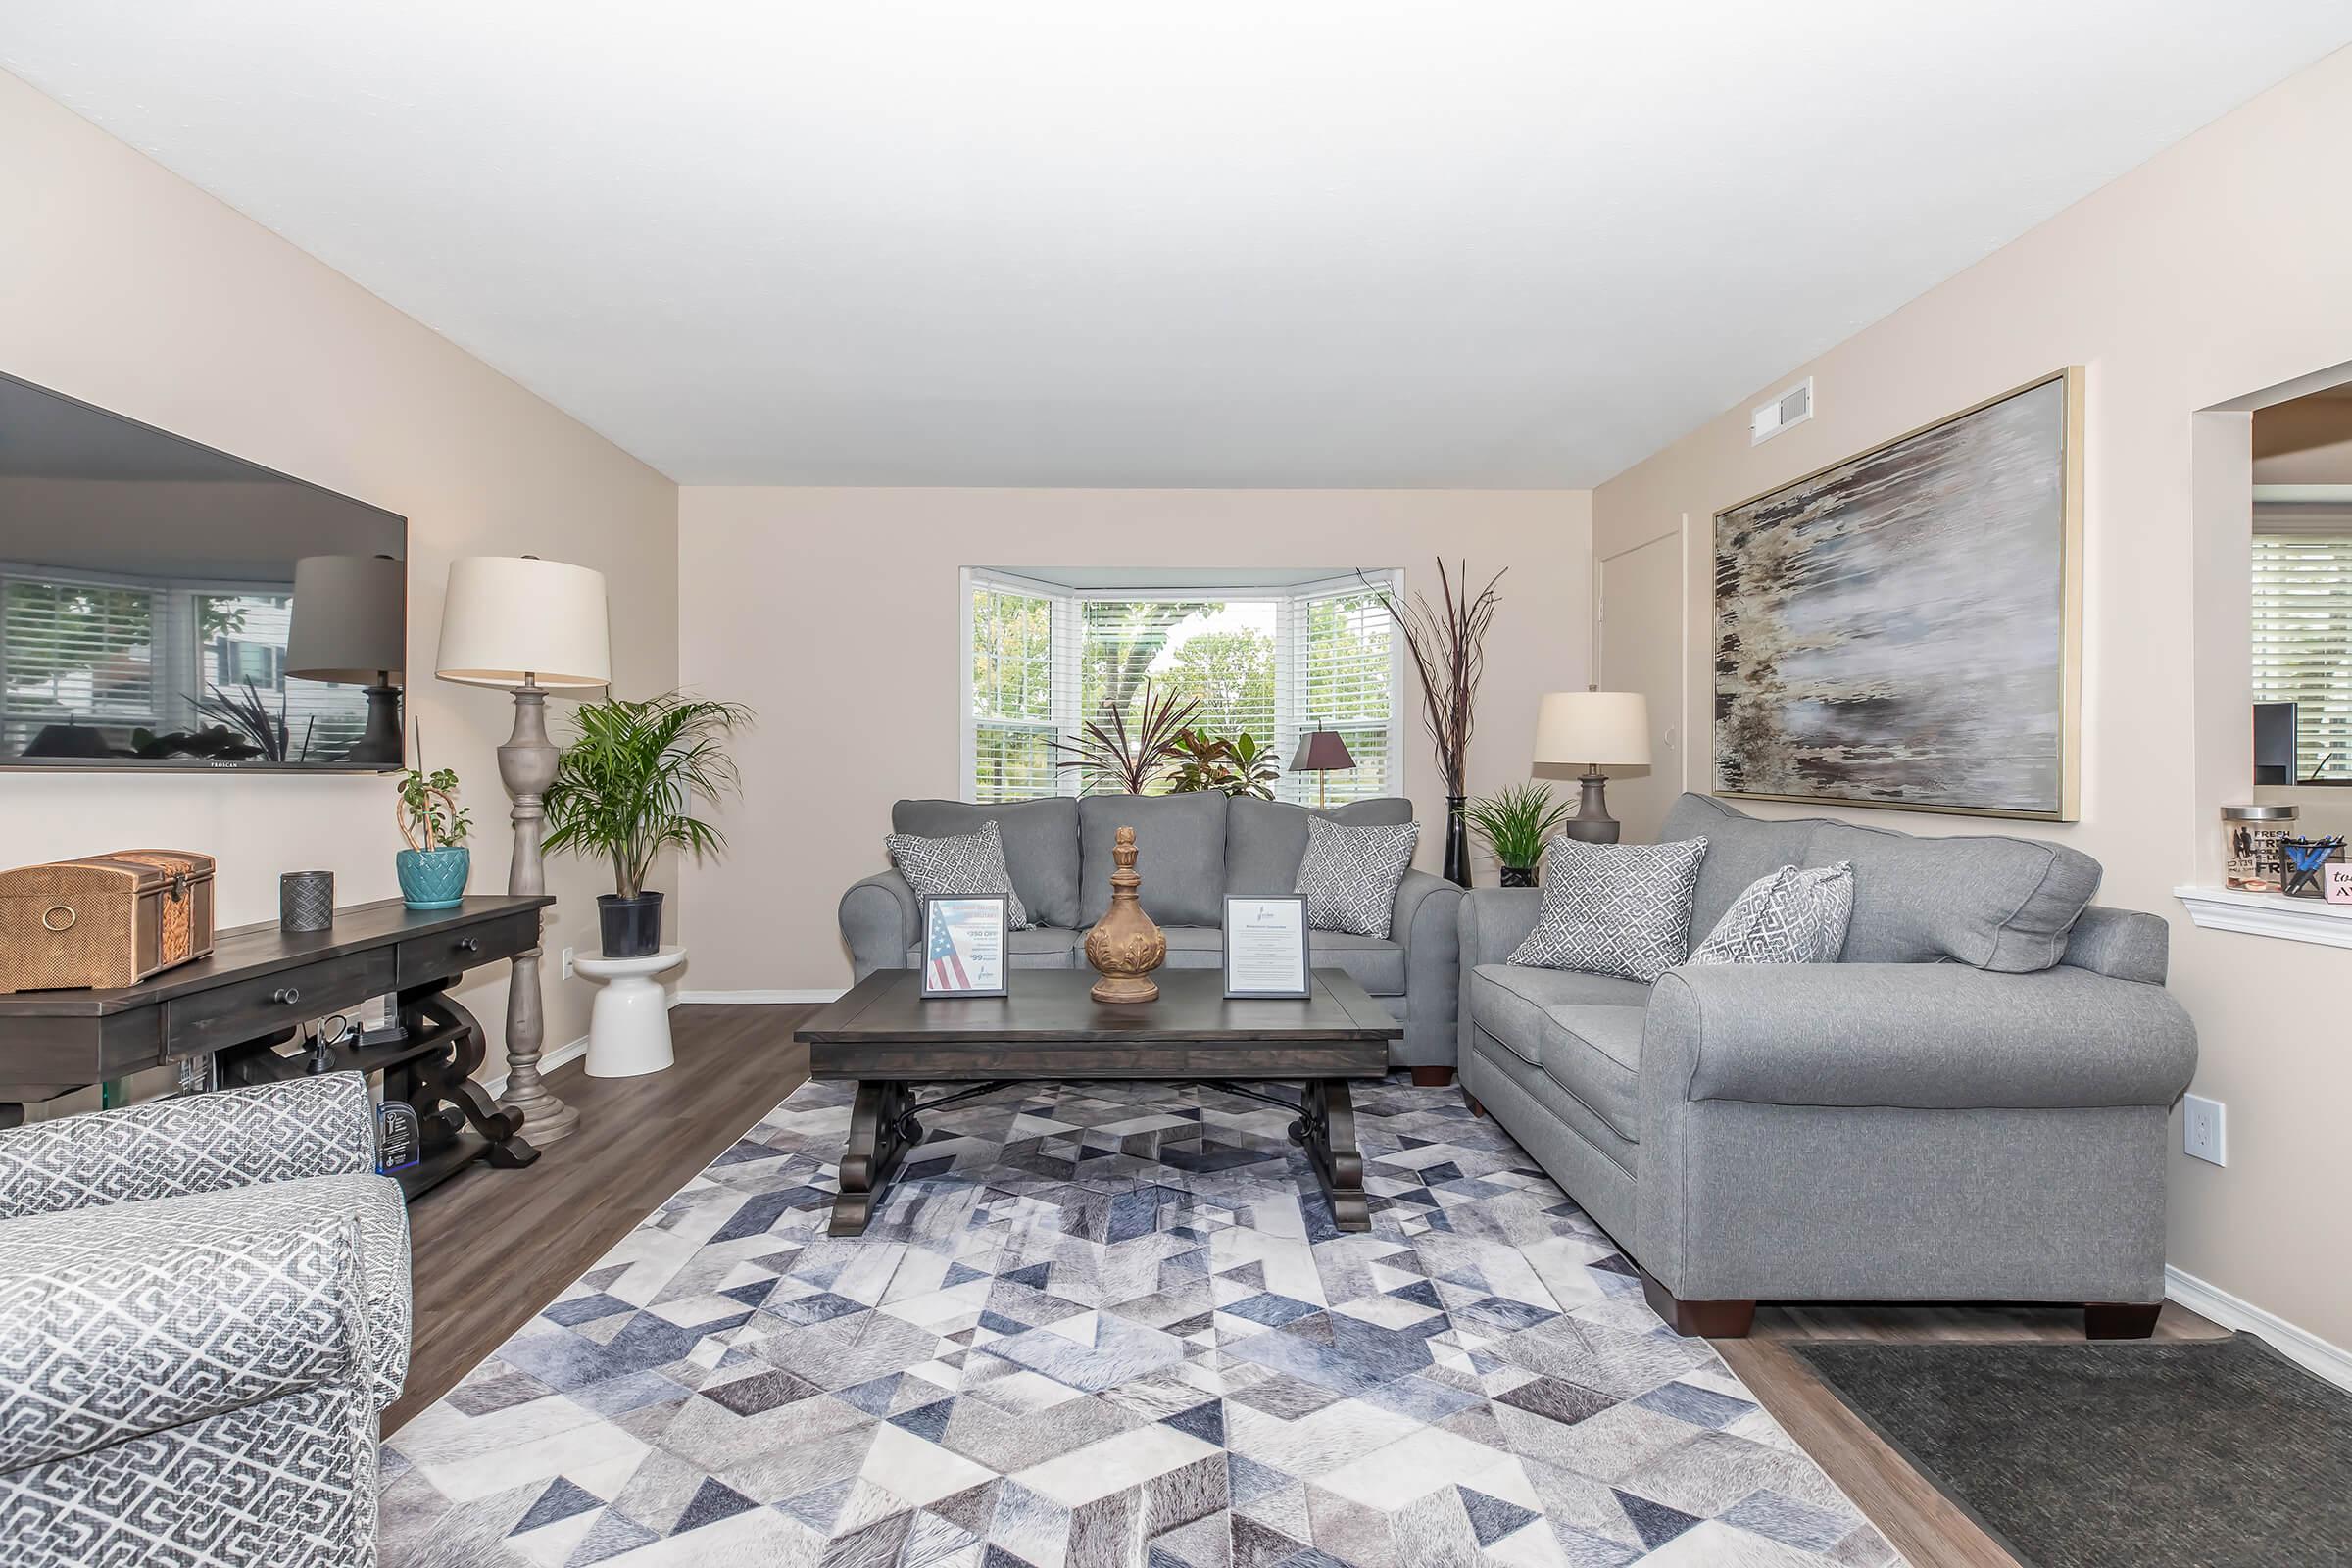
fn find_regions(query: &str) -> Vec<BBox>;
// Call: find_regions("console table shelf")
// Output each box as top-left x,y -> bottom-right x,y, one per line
0,894 -> 553,1200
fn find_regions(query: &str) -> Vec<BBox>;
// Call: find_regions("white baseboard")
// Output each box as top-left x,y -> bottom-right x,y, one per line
674,988 -> 847,1004
2166,1264 -> 2352,1392
476,1032 -> 589,1101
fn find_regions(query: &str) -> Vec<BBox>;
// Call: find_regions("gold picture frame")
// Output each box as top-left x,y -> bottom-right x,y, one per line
1712,367 -> 2083,822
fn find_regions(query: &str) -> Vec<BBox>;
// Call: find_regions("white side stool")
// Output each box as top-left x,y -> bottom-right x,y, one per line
574,946 -> 686,1078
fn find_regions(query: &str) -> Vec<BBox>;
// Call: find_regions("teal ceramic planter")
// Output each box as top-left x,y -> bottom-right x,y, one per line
396,846 -> 471,910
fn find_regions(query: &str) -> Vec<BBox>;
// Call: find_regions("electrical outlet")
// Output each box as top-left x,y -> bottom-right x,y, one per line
561,945 -> 576,981
2183,1093 -> 2228,1166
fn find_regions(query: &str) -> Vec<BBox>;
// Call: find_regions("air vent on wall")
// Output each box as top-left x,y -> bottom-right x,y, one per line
1750,378 -> 1814,445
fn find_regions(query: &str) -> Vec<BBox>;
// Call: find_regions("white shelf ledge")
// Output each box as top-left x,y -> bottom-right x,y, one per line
2174,885 -> 2352,950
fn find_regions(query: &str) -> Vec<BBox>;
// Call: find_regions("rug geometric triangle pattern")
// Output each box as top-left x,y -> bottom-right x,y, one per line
379,1075 -> 1902,1566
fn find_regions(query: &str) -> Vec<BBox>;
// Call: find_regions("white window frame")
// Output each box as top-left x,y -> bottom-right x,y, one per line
959,567 -> 1404,804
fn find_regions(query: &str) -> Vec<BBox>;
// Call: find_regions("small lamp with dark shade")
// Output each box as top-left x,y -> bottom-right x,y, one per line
285,554 -> 406,765
1289,723 -> 1355,809
1532,690 -> 1650,844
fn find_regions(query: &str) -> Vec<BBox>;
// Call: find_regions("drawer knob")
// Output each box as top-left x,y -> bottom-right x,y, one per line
272,986 -> 302,1005
455,937 -> 481,954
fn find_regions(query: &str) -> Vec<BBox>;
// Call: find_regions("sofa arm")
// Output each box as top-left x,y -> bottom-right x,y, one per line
0,1201 -> 369,1470
1391,867 -> 1463,1018
840,869 -> 920,980
1643,962 -> 2199,1112
0,1073 -> 376,1223
1457,887 -> 1543,968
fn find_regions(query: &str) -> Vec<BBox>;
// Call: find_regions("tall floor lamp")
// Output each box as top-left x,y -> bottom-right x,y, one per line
436,556 -> 612,1145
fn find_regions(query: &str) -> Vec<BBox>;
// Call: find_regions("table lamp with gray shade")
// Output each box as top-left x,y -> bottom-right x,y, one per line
284,554 -> 406,765
436,555 -> 612,1145
1289,723 -> 1355,809
1533,690 -> 1651,844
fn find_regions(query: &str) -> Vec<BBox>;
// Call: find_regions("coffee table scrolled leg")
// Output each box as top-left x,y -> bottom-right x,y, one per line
1300,1078 -> 1371,1231
833,1080 -> 914,1237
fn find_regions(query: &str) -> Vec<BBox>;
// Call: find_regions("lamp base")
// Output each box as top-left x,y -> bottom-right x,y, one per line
342,685 -> 404,765
1562,770 -> 1621,845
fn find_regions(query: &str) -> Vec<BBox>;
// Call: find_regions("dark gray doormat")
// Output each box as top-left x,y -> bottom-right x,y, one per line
1791,1333 -> 2352,1568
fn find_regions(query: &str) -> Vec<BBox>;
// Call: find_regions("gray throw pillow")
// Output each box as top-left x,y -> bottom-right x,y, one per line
1294,816 -> 1419,938
1510,836 -> 1709,982
1689,862 -> 1853,966
884,819 -> 1032,930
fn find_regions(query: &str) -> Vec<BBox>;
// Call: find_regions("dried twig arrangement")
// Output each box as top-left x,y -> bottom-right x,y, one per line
1362,560 -> 1503,798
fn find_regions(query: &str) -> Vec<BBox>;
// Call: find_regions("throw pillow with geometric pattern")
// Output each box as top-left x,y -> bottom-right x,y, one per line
1689,860 -> 1853,965
884,819 -> 1032,930
1509,835 -> 1708,982
1294,815 -> 1420,938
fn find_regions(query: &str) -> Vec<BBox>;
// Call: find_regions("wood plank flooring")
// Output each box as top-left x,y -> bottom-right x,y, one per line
387,1003 -> 814,1436
396,1006 -> 2226,1567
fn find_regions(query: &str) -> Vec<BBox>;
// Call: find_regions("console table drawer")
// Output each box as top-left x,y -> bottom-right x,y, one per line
396,908 -> 539,989
165,948 -> 397,1057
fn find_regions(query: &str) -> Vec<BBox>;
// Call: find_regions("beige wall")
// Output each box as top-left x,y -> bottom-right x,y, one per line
677,487 -> 1592,992
0,70 -> 681,1068
1592,47 -> 2352,1348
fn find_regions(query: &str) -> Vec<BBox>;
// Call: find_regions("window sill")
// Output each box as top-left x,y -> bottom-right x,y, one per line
2173,885 -> 2352,950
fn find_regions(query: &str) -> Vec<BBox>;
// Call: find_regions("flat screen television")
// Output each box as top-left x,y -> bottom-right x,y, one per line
0,370 -> 406,771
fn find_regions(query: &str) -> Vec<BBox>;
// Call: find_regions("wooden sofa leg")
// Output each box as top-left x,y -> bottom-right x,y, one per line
1462,1091 -> 1485,1117
1409,1066 -> 1454,1088
2085,1301 -> 2162,1340
1642,1272 -> 1757,1338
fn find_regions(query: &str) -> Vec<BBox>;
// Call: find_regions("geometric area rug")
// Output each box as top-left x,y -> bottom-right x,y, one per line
380,1076 -> 1903,1567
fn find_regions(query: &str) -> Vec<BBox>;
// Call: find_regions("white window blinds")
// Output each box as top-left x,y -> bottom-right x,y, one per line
2253,527 -> 2352,782
962,570 -> 1401,805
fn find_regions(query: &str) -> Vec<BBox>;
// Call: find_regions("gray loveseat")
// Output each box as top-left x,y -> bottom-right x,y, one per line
841,793 -> 1465,1072
1458,792 -> 2197,1338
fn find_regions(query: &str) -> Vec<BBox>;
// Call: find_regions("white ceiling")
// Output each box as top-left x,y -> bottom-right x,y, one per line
5,3 -> 2347,489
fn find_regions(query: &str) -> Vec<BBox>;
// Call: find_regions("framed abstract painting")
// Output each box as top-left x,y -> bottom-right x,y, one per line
1713,368 -> 2082,820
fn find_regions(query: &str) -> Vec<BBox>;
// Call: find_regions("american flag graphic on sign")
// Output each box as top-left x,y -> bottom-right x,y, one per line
928,910 -> 971,991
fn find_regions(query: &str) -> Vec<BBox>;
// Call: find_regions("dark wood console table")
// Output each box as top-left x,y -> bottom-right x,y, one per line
0,894 -> 554,1199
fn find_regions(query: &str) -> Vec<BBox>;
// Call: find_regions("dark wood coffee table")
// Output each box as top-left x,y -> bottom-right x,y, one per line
794,967 -> 1399,1236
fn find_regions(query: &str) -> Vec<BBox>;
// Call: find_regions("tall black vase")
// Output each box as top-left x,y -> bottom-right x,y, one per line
1443,795 -> 1471,888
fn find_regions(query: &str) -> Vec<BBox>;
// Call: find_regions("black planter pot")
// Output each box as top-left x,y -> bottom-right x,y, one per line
598,892 -> 665,957
1498,864 -> 1538,888
1443,795 -> 1472,889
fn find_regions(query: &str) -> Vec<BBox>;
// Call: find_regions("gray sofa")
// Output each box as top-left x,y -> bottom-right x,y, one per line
841,793 -> 1465,1071
0,1073 -> 407,1566
1458,792 -> 2198,1338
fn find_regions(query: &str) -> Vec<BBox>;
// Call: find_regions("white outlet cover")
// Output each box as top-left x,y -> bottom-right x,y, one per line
2183,1093 -> 2228,1166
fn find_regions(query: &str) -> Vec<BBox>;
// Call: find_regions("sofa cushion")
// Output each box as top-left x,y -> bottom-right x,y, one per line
907,926 -> 1078,970
1660,793 -> 1820,945
1466,962 -> 1651,1067
1226,796 -> 1415,895
1309,931 -> 1407,996
1804,822 -> 2101,972
885,819 -> 1032,930
1079,794 -> 1228,927
1537,1005 -> 1648,1145
1509,837 -> 1707,981
1296,816 -> 1420,938
1159,925 -> 1225,969
894,797 -> 1080,928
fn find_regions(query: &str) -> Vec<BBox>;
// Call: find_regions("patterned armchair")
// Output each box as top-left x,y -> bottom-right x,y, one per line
0,1073 -> 409,1568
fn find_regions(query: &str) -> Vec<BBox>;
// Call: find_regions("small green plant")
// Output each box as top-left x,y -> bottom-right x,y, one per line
1167,730 -> 1282,799
1465,781 -> 1568,872
397,764 -> 471,849
543,692 -> 753,898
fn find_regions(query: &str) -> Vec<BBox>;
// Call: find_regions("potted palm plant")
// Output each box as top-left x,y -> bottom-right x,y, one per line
543,692 -> 752,956
1465,781 -> 1569,886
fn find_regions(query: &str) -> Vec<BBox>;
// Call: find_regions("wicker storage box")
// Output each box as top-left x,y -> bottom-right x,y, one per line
0,851 -> 217,993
